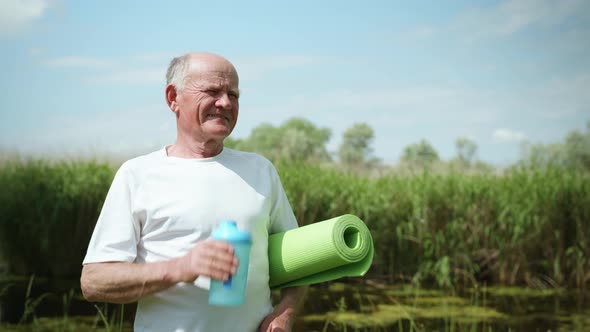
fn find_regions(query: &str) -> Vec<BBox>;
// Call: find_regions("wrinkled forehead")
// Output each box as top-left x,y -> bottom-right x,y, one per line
186,58 -> 239,87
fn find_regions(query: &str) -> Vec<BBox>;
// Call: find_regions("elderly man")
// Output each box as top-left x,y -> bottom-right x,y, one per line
80,52 -> 307,332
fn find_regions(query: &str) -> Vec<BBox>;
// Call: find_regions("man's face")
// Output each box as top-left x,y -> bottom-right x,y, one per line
174,59 -> 240,142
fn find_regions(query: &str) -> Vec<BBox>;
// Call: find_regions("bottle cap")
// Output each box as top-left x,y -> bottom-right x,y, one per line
212,220 -> 252,243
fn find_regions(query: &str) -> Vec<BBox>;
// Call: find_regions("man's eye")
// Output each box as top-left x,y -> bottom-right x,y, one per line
206,90 -> 218,95
229,93 -> 239,99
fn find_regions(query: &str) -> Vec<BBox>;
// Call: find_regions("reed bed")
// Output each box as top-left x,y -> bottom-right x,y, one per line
0,159 -> 113,277
0,158 -> 588,288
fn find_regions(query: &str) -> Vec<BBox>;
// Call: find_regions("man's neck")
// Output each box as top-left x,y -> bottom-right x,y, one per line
167,137 -> 224,159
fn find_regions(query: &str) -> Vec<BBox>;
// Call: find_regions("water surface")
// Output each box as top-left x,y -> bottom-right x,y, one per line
1,278 -> 589,331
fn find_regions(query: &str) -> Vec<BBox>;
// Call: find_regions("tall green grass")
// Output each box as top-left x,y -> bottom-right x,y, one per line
277,162 -> 590,288
0,159 -> 113,278
0,158 -> 588,288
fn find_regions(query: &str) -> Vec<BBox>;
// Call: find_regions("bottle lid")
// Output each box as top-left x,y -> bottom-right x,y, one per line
212,220 -> 252,243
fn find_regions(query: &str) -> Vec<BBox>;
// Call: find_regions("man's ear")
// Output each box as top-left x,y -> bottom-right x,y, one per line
165,84 -> 178,112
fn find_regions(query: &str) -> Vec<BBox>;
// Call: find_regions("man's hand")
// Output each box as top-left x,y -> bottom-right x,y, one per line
258,308 -> 293,332
173,240 -> 239,282
258,286 -> 308,332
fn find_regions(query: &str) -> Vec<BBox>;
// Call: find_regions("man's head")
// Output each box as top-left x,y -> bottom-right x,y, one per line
165,52 -> 240,145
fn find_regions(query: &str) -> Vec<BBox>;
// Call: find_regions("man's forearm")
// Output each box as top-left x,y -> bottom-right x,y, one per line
81,240 -> 238,304
80,260 -> 182,304
277,285 -> 308,316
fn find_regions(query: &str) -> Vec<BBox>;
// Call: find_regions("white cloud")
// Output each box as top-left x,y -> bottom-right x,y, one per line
400,0 -> 589,44
43,56 -> 117,69
5,103 -> 175,157
409,26 -> 436,39
396,25 -> 437,43
0,0 -> 53,35
454,0 -> 587,38
492,128 -> 528,143
27,47 -> 43,56
236,55 -> 316,72
539,74 -> 590,119
40,53 -> 341,86
41,52 -> 179,84
8,72 -> 587,163
84,68 -> 163,85
245,86 -> 500,128
241,68 -> 587,160
42,53 -> 175,70
125,52 -> 177,63
234,55 -> 346,80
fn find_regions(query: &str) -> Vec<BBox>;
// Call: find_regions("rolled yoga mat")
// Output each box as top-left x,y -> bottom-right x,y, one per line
268,214 -> 374,289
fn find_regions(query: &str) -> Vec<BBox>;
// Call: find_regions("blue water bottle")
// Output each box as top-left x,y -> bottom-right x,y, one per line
209,220 -> 252,306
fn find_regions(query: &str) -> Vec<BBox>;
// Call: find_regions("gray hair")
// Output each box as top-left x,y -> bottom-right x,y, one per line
166,55 -> 190,91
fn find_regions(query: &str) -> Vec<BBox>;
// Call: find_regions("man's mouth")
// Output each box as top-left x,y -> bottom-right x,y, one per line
206,114 -> 230,123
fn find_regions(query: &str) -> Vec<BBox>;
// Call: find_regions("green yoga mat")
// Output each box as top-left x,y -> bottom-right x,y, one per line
268,214 -> 374,289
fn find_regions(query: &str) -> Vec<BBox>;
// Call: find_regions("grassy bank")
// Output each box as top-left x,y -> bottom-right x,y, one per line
0,158 -> 589,288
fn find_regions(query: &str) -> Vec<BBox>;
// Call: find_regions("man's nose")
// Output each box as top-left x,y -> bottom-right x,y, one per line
215,93 -> 232,109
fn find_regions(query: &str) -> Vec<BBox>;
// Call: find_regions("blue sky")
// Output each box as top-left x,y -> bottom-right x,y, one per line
1,0 -> 589,165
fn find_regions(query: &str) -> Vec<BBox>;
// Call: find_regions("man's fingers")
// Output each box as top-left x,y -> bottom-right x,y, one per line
205,239 -> 235,253
205,253 -> 234,280
187,240 -> 239,280
204,244 -> 238,268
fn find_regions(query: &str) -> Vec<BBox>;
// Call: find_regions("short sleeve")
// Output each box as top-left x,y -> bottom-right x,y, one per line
268,164 -> 299,234
82,162 -> 141,264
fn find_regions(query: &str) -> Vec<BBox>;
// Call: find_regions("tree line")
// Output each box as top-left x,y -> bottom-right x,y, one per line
225,118 -> 590,172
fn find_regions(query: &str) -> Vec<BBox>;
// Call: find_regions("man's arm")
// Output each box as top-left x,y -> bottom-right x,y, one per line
80,240 -> 238,304
258,285 -> 308,332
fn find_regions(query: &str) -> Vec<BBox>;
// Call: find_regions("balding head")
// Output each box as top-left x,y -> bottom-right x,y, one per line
166,52 -> 239,92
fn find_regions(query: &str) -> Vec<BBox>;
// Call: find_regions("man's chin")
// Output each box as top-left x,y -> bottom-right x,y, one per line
204,122 -> 232,134
208,128 -> 233,139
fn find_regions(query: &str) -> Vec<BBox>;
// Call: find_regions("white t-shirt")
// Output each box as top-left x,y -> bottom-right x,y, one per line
83,147 -> 299,332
